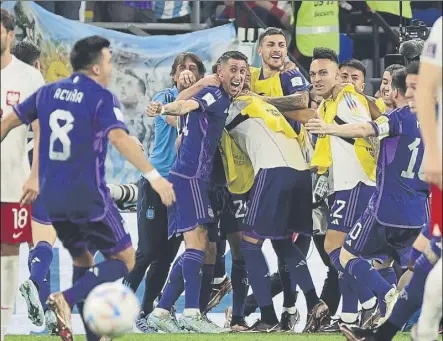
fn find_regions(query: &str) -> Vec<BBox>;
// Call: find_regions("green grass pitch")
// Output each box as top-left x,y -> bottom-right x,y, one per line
7,333 -> 442,341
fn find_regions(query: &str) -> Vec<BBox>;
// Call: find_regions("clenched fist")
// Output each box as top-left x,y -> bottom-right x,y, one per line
146,101 -> 163,117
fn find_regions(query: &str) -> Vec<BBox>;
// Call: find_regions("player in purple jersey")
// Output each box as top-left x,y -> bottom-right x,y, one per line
306,66 -> 431,340
145,50 -> 248,333
1,35 -> 175,341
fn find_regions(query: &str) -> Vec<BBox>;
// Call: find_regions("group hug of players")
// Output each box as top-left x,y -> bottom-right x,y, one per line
1,6 -> 442,341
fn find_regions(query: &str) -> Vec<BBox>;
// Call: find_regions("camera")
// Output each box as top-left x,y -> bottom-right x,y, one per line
384,19 -> 430,68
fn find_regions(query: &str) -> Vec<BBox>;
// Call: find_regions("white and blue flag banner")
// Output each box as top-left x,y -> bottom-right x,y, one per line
1,1 -> 241,184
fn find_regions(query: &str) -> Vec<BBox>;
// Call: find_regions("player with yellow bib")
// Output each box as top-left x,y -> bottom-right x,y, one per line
308,47 -> 379,332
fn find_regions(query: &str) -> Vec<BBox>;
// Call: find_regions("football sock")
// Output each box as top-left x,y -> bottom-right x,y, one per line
345,258 -> 392,297
241,240 -> 277,324
63,259 -> 128,307
231,260 -> 248,317
378,267 -> 398,316
199,264 -> 215,312
278,261 -> 297,309
182,249 -> 205,310
214,240 -> 226,280
29,241 -> 53,311
1,256 -> 19,341
157,255 -> 184,311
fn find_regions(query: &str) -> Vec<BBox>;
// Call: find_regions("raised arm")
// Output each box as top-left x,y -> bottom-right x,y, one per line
305,118 -> 376,138
261,91 -> 309,112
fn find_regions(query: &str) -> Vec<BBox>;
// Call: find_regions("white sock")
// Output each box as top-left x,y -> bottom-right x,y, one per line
183,308 -> 200,317
361,296 -> 377,310
282,306 -> 298,314
153,307 -> 170,317
341,312 -> 359,324
1,255 -> 19,340
416,258 -> 442,341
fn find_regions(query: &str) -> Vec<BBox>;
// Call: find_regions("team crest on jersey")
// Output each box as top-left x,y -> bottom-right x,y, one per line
6,91 -> 20,106
146,207 -> 155,220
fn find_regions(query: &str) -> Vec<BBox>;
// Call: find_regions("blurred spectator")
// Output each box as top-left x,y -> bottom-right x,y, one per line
35,1 -> 82,20
155,1 -> 191,24
290,1 -> 340,73
107,1 -> 156,23
222,1 -> 291,29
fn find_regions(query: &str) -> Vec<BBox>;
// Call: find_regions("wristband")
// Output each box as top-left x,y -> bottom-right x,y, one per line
143,169 -> 161,183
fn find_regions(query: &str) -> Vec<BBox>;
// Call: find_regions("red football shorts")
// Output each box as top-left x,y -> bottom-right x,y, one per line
1,202 -> 32,244
430,185 -> 442,237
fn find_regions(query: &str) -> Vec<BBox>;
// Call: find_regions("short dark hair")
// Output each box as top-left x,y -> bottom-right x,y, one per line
258,27 -> 288,46
405,61 -> 420,76
11,41 -> 41,66
218,50 -> 248,65
211,63 -> 218,74
391,69 -> 407,95
385,63 -> 404,75
70,35 -> 110,72
339,58 -> 366,78
170,52 -> 206,78
312,47 -> 339,64
1,8 -> 14,32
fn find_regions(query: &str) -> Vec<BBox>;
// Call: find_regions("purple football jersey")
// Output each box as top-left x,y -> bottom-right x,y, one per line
170,86 -> 231,182
369,106 -> 430,228
14,73 -> 128,222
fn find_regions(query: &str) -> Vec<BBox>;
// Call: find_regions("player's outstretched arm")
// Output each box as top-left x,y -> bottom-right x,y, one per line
146,100 -> 200,117
284,108 -> 317,124
108,128 -> 176,206
261,91 -> 309,112
0,110 -> 24,142
175,74 -> 221,101
305,118 -> 376,138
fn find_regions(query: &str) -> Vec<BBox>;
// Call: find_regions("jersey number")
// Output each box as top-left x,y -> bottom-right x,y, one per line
332,200 -> 346,219
401,138 -> 425,181
49,109 -> 74,161
12,208 -> 28,230
233,200 -> 247,219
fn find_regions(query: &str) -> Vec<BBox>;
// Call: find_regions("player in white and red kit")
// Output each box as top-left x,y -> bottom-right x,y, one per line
413,16 -> 442,341
0,9 -> 45,341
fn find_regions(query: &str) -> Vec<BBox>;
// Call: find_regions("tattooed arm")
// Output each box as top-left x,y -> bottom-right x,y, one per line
284,108 -> 317,124
261,90 -> 309,112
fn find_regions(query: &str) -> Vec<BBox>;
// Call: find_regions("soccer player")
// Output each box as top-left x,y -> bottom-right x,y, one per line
122,52 -> 206,332
376,64 -> 404,113
1,35 -> 175,341
306,67 -> 430,340
249,27 -> 324,332
145,50 -> 248,333
413,16 -> 442,341
308,47 -> 378,331
0,9 -> 45,341
11,39 -> 59,335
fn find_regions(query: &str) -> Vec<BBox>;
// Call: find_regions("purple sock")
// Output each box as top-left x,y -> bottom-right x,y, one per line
378,267 -> 398,316
73,266 -> 100,341
329,248 -> 358,315
182,249 -> 205,310
241,241 -> 273,307
231,260 -> 248,317
389,254 -> 434,328
214,240 -> 226,279
199,264 -> 215,312
63,259 -> 128,307
345,258 -> 392,297
158,255 -> 184,311
278,261 -> 297,308
30,241 -> 53,288
271,239 -> 318,310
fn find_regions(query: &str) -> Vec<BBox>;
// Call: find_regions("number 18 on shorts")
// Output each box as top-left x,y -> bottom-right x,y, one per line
1,203 -> 32,244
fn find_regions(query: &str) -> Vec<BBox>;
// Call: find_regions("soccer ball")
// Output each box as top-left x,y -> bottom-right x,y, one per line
84,282 -> 139,337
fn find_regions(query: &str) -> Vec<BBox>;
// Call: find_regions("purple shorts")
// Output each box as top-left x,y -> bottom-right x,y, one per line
167,175 -> 217,239
328,182 -> 374,233
344,209 -> 420,268
242,167 -> 312,240
31,197 -> 52,225
53,202 -> 132,258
